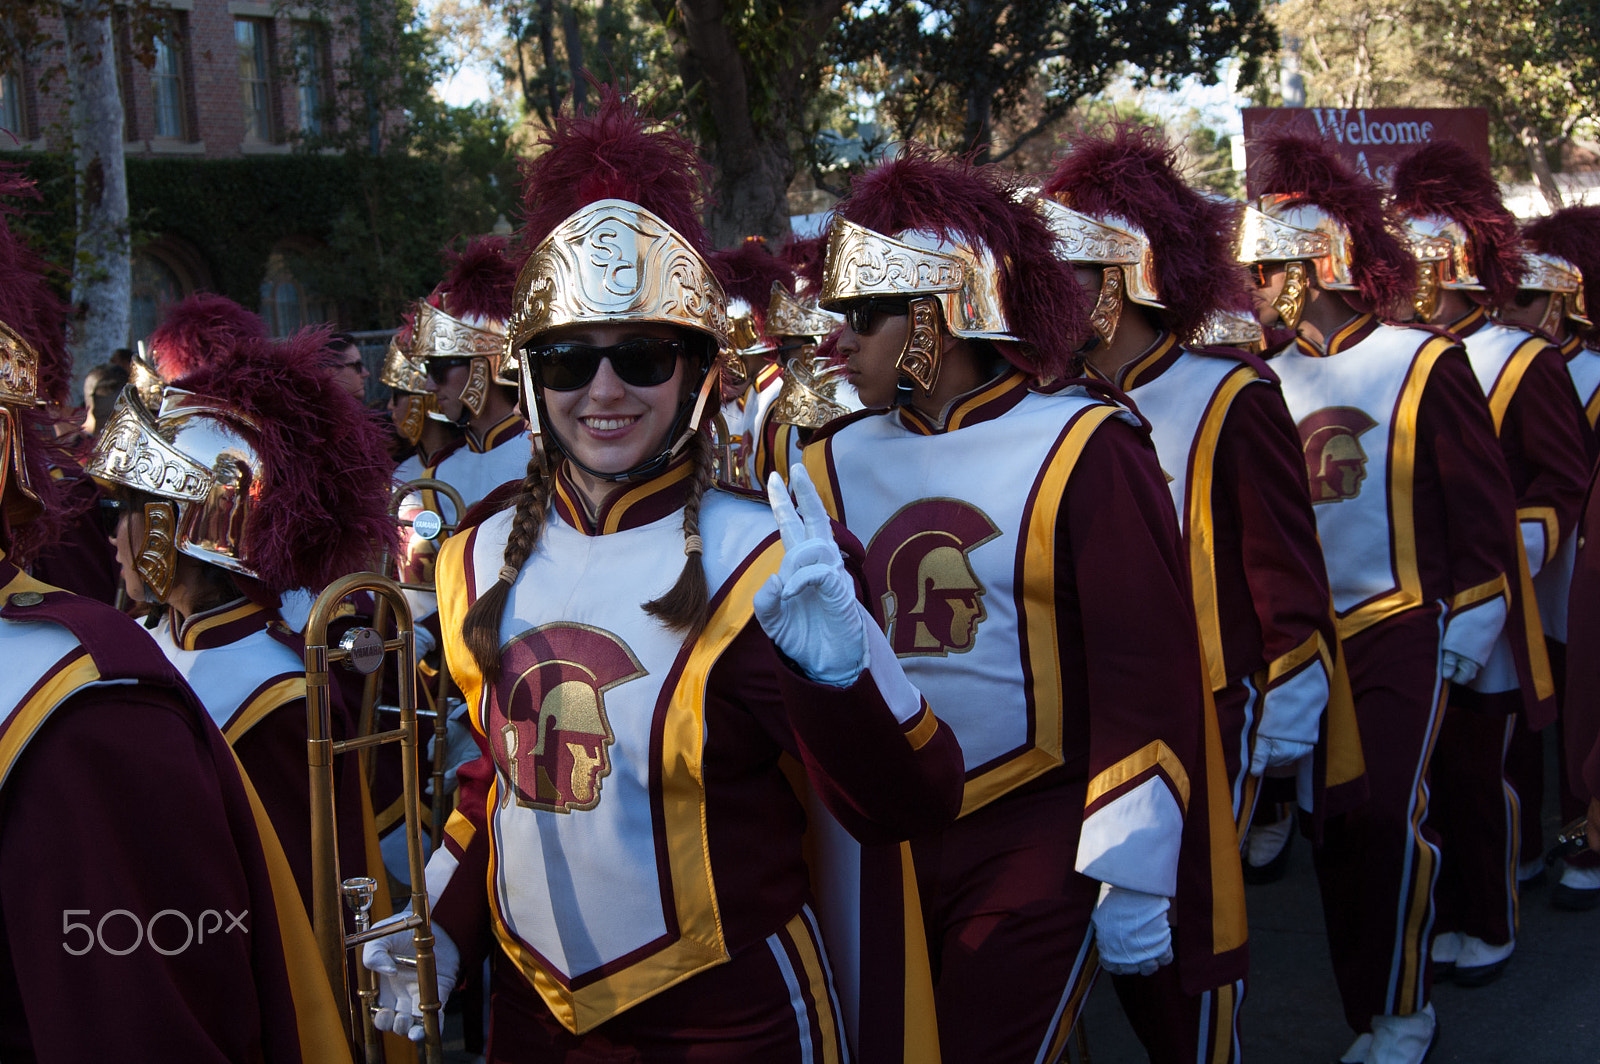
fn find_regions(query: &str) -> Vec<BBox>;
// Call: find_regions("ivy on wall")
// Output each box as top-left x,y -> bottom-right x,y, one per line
0,150 -> 508,330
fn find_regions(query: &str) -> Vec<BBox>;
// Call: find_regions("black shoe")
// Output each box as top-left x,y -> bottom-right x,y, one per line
1517,865 -> 1548,890
1553,882 -> 1600,911
1243,826 -> 1294,885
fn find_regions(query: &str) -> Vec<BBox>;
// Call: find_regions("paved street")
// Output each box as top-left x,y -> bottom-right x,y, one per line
1075,743 -> 1600,1063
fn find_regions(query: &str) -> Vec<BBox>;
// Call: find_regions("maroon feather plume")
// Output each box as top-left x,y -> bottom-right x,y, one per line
170,328 -> 398,595
1391,141 -> 1524,304
0,166 -> 72,560
518,87 -> 711,260
1525,206 -> 1600,336
780,234 -> 831,295
437,236 -> 516,324
146,293 -> 267,381
1249,130 -> 1416,314
1043,123 -> 1253,343
710,238 -> 791,331
833,144 -> 1089,379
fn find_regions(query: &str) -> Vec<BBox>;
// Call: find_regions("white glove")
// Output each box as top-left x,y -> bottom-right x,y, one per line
1441,649 -> 1481,685
361,911 -> 460,1042
425,712 -> 481,796
1249,735 -> 1315,777
755,467 -> 869,687
1091,883 -> 1173,976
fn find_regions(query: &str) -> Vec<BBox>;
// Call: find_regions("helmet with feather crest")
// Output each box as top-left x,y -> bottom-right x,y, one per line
1040,122 -> 1255,349
415,236 -> 519,418
507,86 -> 729,483
1520,206 -> 1600,338
1390,140 -> 1526,317
709,236 -> 790,398
820,144 -> 1088,393
130,293 -> 267,409
85,328 -> 398,602
0,166 -> 75,563
1240,130 -> 1416,322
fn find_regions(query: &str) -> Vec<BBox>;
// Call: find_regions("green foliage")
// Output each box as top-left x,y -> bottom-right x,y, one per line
0,150 -> 504,328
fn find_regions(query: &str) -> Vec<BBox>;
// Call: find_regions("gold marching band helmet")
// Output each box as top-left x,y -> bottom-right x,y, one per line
379,327 -> 445,445
1402,229 -> 1461,321
1518,250 -> 1591,327
507,197 -> 732,466
1235,204 -> 1337,330
767,281 -> 852,429
819,216 -> 1017,392
413,297 -> 508,420
1193,306 -> 1267,350
0,319 -> 43,521
85,388 -> 263,599
129,342 -> 167,410
1034,196 -> 1165,346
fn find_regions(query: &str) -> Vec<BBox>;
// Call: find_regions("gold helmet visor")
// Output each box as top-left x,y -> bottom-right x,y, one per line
767,283 -> 842,340
1034,196 -> 1165,308
1247,197 -> 1358,291
1399,213 -> 1484,291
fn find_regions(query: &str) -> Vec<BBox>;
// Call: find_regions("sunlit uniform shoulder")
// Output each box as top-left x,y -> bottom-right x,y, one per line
151,600 -> 307,744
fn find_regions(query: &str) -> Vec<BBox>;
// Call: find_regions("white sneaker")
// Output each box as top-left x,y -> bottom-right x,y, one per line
1516,858 -> 1546,884
1339,1032 -> 1373,1063
1555,863 -> 1600,911
1368,1004 -> 1436,1064
1558,864 -> 1600,889
1430,931 -> 1461,966
1245,815 -> 1293,865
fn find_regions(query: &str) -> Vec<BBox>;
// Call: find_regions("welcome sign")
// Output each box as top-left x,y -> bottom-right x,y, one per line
1241,107 -> 1490,195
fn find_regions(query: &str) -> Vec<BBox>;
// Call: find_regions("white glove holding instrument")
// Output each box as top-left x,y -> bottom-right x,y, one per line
755,467 -> 870,687
361,910 -> 460,1041
1441,649 -> 1481,685
1091,883 -> 1173,976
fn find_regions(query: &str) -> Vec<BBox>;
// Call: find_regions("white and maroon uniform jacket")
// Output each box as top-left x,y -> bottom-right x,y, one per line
428,461 -> 964,1036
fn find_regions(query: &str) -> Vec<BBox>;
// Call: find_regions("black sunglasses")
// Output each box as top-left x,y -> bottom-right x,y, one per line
842,298 -> 912,334
528,339 -> 686,392
96,496 -> 132,538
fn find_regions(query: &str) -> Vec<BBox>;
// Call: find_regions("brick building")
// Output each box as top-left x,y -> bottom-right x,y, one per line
0,0 -> 404,342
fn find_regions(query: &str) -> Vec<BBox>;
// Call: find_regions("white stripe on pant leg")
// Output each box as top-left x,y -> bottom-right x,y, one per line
1500,714 -> 1520,940
1232,677 -> 1261,820
1032,930 -> 1097,1064
798,904 -> 850,1064
1196,987 -> 1214,1064
768,928 -> 816,1064
1385,611 -> 1448,1013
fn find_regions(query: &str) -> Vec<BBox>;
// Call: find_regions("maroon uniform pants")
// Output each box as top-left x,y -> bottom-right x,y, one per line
1312,608 -> 1445,1031
486,907 -> 846,1063
1431,689 -> 1520,947
913,776 -> 1102,1064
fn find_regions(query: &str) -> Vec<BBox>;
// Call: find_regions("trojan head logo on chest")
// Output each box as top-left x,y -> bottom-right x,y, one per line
488,623 -> 647,813
865,499 -> 1002,657
1298,406 -> 1378,504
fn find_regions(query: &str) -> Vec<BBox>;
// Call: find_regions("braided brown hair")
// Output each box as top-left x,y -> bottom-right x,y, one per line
461,455 -> 551,684
641,429 -> 713,637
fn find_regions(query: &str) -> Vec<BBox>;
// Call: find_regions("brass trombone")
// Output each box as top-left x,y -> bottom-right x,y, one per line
305,571 -> 444,1061
366,476 -> 470,847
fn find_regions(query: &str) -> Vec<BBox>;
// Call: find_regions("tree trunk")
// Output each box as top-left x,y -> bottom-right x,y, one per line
63,0 -> 129,381
671,0 -> 792,244
1506,111 -> 1565,212
561,2 -> 586,111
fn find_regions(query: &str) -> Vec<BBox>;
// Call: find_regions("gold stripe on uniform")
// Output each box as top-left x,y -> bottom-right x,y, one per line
783,911 -> 843,1064
1085,739 -> 1192,811
223,676 -> 307,745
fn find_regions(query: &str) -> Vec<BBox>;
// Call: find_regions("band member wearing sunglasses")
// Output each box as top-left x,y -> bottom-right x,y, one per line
1040,123 -> 1358,1064
799,145 -> 1211,1062
1391,142 -> 1593,993
85,329 -> 397,922
710,239 -> 792,488
359,92 -> 964,1061
1240,131 -> 1520,1064
1517,206 -> 1600,909
0,168 -> 350,1059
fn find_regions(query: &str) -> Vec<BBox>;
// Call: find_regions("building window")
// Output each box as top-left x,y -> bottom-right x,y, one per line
293,23 -> 328,136
150,18 -> 190,139
0,69 -> 24,140
259,251 -> 330,336
131,251 -> 189,345
235,18 -> 275,142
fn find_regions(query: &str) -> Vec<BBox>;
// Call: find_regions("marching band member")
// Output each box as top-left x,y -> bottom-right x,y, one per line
361,90 -> 964,1060
1392,141 -> 1591,983
1040,123 -> 1357,1063
383,309 -> 464,480
0,168 -> 350,1061
85,329 -> 397,915
804,144 -> 1211,1062
752,235 -> 856,486
711,238 -> 791,487
1240,131 -> 1519,1064
1516,206 -> 1600,909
